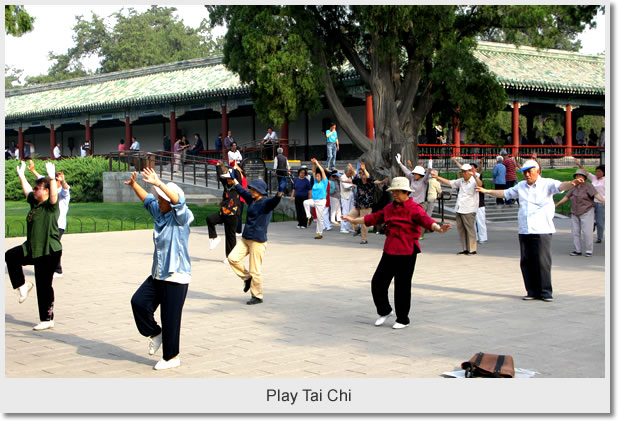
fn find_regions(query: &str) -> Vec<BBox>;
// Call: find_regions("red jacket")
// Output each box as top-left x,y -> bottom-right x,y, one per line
364,198 -> 435,255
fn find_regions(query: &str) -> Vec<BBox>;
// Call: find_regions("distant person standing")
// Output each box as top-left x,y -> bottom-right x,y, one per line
303,159 -> 328,239
476,160 -> 584,302
575,127 -> 586,146
215,133 -> 223,151
118,139 -> 127,151
125,168 -> 194,370
574,160 -> 605,244
223,131 -> 234,151
53,143 -> 62,159
325,123 -> 339,170
492,155 -> 507,206
290,167 -> 312,229
339,163 -> 356,234
80,141 -> 88,157
272,147 -> 290,193
500,150 -> 518,205
227,142 -> 243,166
130,136 -> 140,151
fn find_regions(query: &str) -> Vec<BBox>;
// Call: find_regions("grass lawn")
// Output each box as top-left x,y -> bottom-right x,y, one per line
5,201 -> 294,237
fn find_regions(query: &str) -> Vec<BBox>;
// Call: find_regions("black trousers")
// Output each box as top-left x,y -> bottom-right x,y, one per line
236,202 -> 244,234
519,234 -> 553,299
207,212 -> 238,257
131,276 -> 188,361
371,252 -> 418,325
505,180 -> 516,204
295,195 -> 308,227
494,184 -> 506,205
5,245 -> 61,321
55,228 -> 64,274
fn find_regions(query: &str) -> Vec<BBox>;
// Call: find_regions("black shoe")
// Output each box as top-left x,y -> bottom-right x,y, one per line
243,277 -> 252,293
469,251 -> 477,255
596,239 -> 602,244
541,297 -> 553,302
353,230 -> 361,237
522,296 -> 538,300
246,296 -> 263,305
569,251 -> 582,256
457,250 -> 470,255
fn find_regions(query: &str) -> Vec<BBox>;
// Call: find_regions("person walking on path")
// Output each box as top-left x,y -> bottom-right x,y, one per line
290,167 -> 312,229
476,160 -> 584,302
272,147 -> 291,194
346,161 -> 375,244
227,165 -> 287,305
125,168 -> 194,371
574,159 -> 605,243
432,163 -> 482,254
6,161 -> 62,331
555,169 -> 605,257
27,160 -> 70,277
339,163 -> 356,234
303,158 -> 329,239
500,150 -> 518,205
492,155 -> 507,206
343,177 -> 452,329
207,162 -> 242,264
325,123 -> 339,170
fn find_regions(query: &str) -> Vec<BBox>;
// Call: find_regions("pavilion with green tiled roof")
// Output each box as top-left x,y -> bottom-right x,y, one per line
5,41 -> 604,159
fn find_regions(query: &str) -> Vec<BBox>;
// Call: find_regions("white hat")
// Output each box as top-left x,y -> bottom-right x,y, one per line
220,172 -> 231,179
154,182 -> 184,202
411,166 -> 426,176
519,160 -> 539,172
461,163 -> 473,171
386,176 -> 412,193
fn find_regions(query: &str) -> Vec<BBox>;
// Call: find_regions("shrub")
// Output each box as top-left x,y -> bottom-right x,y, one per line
5,156 -> 120,202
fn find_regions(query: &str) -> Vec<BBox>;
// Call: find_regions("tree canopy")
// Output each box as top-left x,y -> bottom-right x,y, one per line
5,5 -> 34,37
209,5 -> 601,173
25,6 -> 223,85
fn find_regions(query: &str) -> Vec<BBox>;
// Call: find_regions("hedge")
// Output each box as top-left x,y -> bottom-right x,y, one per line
5,156 -> 120,202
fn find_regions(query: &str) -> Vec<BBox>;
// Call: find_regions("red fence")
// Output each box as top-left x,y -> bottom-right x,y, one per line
418,144 -> 603,160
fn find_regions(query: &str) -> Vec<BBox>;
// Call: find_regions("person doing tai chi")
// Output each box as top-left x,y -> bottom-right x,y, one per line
125,168 -> 194,370
343,177 -> 451,329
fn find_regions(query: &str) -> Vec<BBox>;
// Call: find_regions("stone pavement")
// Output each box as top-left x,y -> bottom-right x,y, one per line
4,217 -> 606,378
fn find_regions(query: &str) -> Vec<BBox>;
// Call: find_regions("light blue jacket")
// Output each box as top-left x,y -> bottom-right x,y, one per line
144,194 -> 194,281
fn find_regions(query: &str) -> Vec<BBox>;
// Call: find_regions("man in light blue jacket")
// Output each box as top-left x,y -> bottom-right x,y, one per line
125,168 -> 194,371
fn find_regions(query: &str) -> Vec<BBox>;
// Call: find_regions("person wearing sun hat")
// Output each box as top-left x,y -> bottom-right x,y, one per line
432,163 -> 482,255
343,177 -> 452,329
227,163 -> 288,305
475,159 -> 585,302
555,168 -> 605,257
125,167 -> 194,371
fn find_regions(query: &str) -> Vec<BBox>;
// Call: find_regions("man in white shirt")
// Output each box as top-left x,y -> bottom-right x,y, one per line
129,136 -> 140,151
432,164 -> 482,255
261,127 -> 278,146
476,160 -> 583,302
53,143 -> 62,159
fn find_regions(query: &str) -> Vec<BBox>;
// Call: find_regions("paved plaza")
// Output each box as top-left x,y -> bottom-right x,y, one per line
4,217 -> 606,378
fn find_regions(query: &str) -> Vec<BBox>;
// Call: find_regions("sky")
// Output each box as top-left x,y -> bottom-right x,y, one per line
4,4 -> 608,82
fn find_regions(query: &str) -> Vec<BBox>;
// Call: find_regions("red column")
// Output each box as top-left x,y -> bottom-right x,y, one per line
565,104 -> 573,156
50,124 -> 56,159
512,101 -> 520,156
125,117 -> 132,149
170,112 -> 177,147
281,121 -> 289,156
365,93 -> 374,140
18,126 -> 24,160
221,105 -> 228,160
453,116 -> 460,156
85,119 -> 92,156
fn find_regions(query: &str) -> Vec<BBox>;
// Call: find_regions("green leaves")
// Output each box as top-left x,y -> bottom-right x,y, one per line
5,5 -> 34,37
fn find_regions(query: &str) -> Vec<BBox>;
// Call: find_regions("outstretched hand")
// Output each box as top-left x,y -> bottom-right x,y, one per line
16,161 -> 26,178
436,223 -> 452,233
572,177 -> 585,187
27,160 -> 35,172
140,167 -> 160,185
475,186 -> 488,194
45,162 -> 56,179
124,171 -> 137,186
395,153 -> 401,164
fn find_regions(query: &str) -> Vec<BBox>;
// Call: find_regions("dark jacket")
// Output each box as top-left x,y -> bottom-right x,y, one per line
235,184 -> 282,242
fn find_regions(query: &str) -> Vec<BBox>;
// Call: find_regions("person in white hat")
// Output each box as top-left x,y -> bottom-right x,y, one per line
476,160 -> 585,302
343,177 -> 451,329
450,157 -> 487,243
555,168 -> 605,257
394,153 -> 432,206
125,167 -> 194,370
432,163 -> 482,255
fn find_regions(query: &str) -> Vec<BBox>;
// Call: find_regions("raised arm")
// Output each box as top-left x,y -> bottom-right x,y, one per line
395,153 -> 412,177
475,185 -> 506,199
141,167 -> 179,204
360,161 -> 370,179
312,158 -> 326,180
450,156 -> 463,170
16,161 -> 32,197
558,177 -> 584,193
27,160 -> 43,179
573,158 -> 591,177
124,171 -> 149,202
45,162 -> 58,205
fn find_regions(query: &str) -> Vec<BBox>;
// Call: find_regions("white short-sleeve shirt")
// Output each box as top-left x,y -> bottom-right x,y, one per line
449,177 -> 479,214
504,176 -> 562,234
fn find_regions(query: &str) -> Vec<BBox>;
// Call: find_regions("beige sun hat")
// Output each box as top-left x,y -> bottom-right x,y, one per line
154,182 -> 184,202
386,177 -> 413,193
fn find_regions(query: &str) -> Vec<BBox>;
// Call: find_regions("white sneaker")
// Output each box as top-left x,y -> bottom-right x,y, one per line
340,229 -> 350,234
148,333 -> 162,355
235,233 -> 242,237
222,258 -> 229,265
53,272 -> 63,279
392,322 -> 409,329
18,282 -> 33,304
154,356 -> 180,370
33,320 -> 54,331
374,311 -> 394,326
324,227 -> 332,231
209,237 -> 221,250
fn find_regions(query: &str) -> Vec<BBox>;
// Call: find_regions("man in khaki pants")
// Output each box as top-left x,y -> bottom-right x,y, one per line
227,168 -> 287,304
432,163 -> 482,255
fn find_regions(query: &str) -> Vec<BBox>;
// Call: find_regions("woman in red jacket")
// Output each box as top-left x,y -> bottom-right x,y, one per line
343,177 -> 451,329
